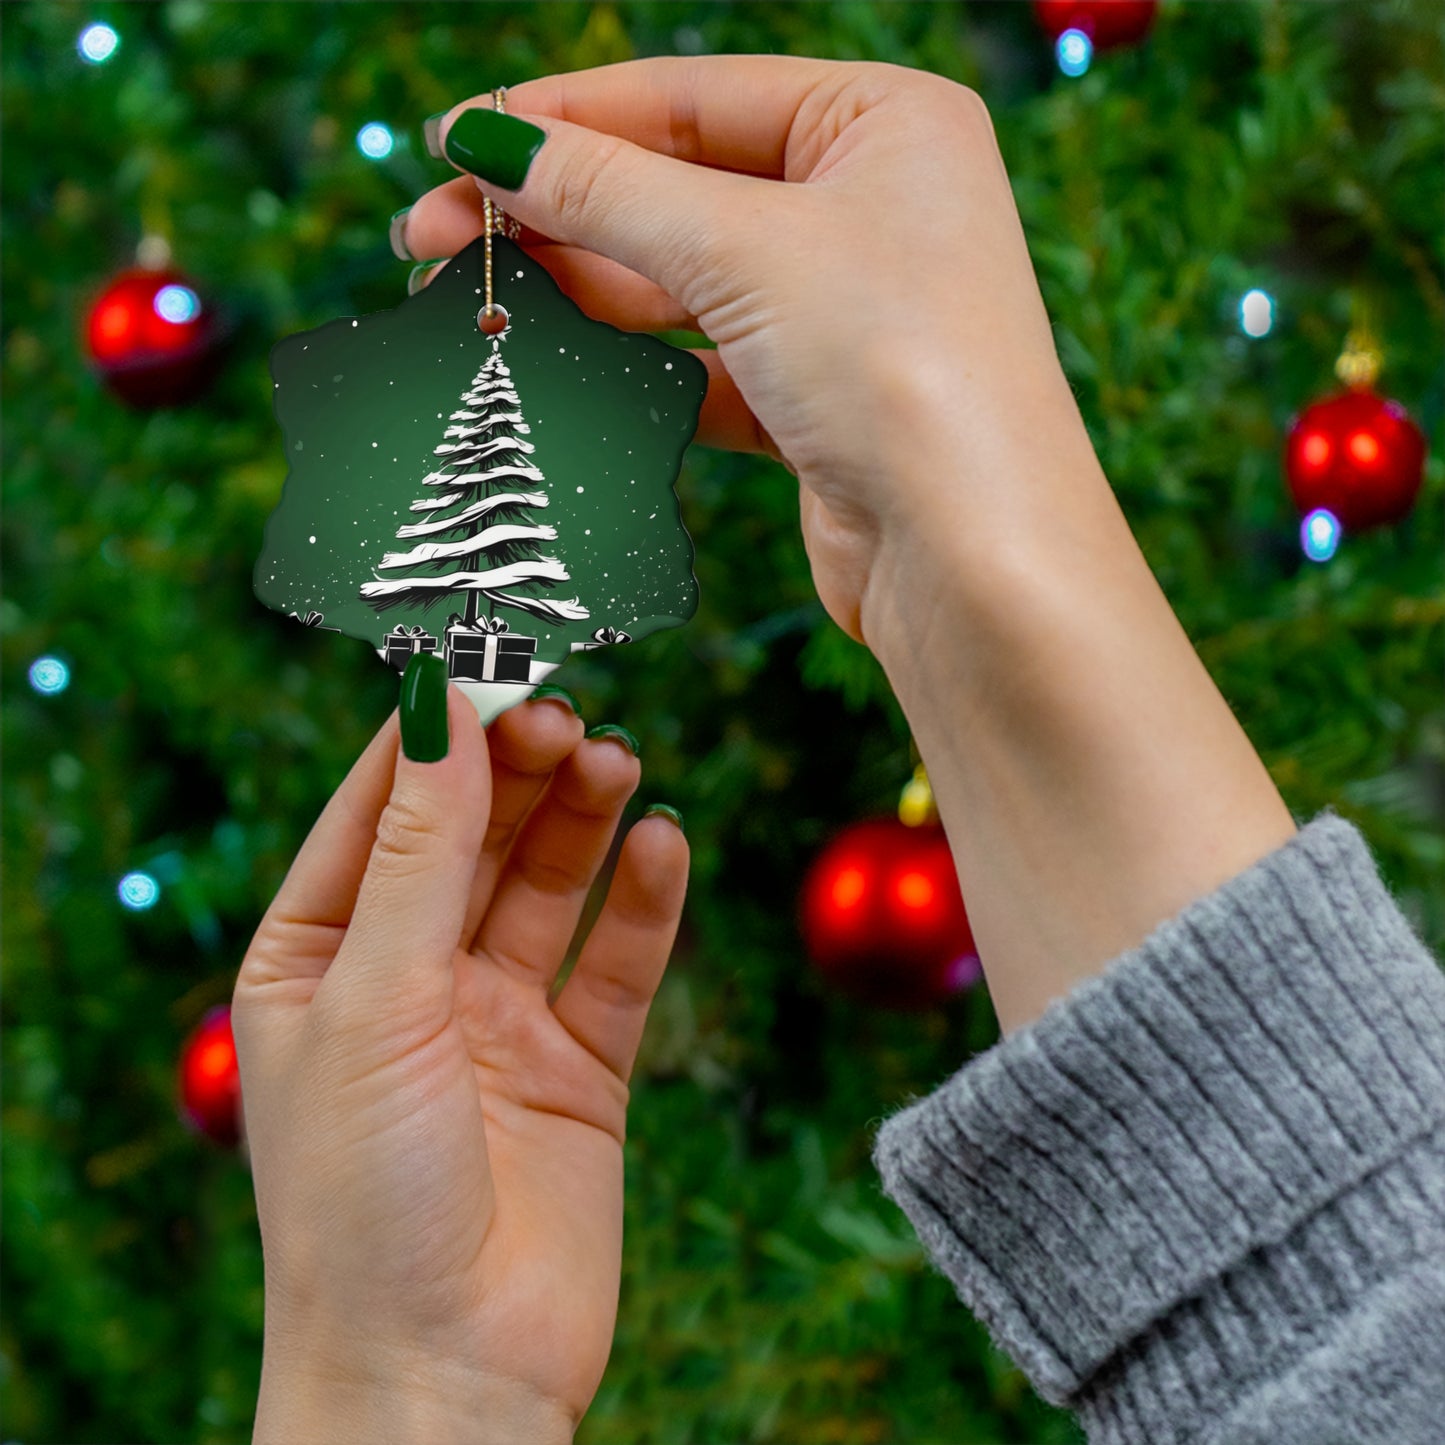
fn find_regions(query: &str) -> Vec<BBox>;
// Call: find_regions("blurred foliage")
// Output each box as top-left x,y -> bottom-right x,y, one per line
2,2 -> 1441,1442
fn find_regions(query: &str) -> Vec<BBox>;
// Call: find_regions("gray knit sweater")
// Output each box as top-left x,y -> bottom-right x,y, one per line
871,811 -> 1445,1444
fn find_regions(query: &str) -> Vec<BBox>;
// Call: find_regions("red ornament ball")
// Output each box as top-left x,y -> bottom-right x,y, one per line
800,818 -> 980,1011
1284,388 -> 1426,532
1033,0 -> 1158,49
178,1005 -> 242,1148
85,267 -> 221,407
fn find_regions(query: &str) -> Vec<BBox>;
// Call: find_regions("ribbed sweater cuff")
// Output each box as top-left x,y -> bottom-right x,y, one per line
870,811 -> 1445,1417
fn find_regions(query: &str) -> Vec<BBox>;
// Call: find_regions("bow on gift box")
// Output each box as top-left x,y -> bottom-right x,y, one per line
476,616 -> 510,635
592,626 -> 632,645
288,610 -> 339,632
391,623 -> 428,639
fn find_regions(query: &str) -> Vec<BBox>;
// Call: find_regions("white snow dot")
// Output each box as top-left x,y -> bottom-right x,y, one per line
372,442 -> 378,447
351,320 -> 357,327
309,535 -> 316,544
559,347 -> 566,354
585,529 -> 591,535
665,362 -> 673,370
577,486 -> 584,493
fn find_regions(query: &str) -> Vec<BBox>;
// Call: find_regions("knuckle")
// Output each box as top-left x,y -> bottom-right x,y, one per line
370,789 -> 452,875
551,132 -> 628,234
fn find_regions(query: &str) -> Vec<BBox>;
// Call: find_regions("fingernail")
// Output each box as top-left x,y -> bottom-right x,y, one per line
529,683 -> 581,716
407,259 -> 449,296
644,803 -> 684,834
389,206 -> 413,262
423,111 -> 446,160
443,107 -> 546,192
585,723 -> 639,756
400,653 -> 449,762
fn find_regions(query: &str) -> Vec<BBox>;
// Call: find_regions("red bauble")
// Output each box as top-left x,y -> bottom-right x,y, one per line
178,1005 -> 242,1148
800,818 -> 980,1011
1284,388 -> 1426,532
1034,0 -> 1158,49
85,267 -> 221,407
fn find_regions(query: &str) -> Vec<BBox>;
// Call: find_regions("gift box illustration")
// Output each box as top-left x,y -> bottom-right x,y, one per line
446,617 -> 537,684
380,623 -> 439,671
569,625 -> 633,655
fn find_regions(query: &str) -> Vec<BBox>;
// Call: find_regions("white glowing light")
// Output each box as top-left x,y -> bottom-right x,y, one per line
1301,508 -> 1341,563
154,284 -> 201,324
118,871 -> 161,910
1240,289 -> 1274,338
1057,28 -> 1093,77
29,656 -> 71,694
78,23 -> 119,64
357,123 -> 395,159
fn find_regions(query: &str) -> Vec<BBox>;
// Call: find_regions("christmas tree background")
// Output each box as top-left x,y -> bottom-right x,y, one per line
2,3 -> 1440,1443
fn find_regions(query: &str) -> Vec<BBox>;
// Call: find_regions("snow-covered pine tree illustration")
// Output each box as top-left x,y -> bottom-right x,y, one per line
359,343 -> 590,644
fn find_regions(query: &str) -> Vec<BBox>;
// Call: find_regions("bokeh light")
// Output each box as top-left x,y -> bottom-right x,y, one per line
1240,288 -> 1274,337
356,122 -> 394,159
1301,508 -> 1341,563
28,656 -> 71,695
153,284 -> 201,324
1057,29 -> 1093,77
78,23 -> 119,64
118,871 -> 161,910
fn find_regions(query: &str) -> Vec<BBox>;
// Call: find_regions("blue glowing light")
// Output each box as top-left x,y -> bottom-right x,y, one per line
357,122 -> 395,159
1057,28 -> 1093,77
1240,288 -> 1274,338
118,871 -> 161,910
154,284 -> 201,324
28,656 -> 70,695
1301,508 -> 1341,563
78,22 -> 119,64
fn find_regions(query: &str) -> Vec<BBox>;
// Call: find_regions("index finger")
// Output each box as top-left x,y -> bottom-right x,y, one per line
444,54 -> 847,182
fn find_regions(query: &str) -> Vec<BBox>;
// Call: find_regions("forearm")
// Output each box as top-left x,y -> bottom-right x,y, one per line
860,371 -> 1297,1034
254,1339 -> 575,1445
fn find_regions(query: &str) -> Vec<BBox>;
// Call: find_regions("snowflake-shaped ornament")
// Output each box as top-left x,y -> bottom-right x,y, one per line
255,233 -> 707,722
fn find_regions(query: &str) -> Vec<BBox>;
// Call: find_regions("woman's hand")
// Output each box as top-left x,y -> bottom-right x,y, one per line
401,55 -> 1086,643
233,688 -> 687,1442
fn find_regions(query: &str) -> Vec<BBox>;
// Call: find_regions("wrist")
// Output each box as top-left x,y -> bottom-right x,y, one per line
254,1340 -> 575,1445
856,374 -> 1295,1034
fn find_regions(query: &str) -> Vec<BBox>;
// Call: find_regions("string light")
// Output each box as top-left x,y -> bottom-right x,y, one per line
118,871 -> 161,910
1057,28 -> 1093,76
1301,508 -> 1341,563
1240,289 -> 1274,338
356,122 -> 394,159
28,656 -> 70,695
153,284 -> 201,324
78,22 -> 119,64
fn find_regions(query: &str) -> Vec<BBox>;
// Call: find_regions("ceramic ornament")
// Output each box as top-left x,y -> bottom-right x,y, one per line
255,233 -> 708,722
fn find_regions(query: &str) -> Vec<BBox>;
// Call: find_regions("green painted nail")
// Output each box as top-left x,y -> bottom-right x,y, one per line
443,106 -> 546,192
585,723 -> 639,756
644,804 -> 684,834
529,684 -> 581,716
400,653 -> 449,762
423,112 -> 446,160
407,259 -> 449,296
389,206 -> 413,262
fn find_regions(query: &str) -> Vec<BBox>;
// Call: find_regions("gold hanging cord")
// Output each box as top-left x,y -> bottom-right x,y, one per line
481,87 -> 523,322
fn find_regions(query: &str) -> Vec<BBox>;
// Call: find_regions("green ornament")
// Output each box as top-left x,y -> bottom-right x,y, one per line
255,233 -> 707,722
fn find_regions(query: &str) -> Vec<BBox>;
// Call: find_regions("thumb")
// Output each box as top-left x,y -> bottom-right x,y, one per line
438,101 -> 763,321
326,660 -> 490,1029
